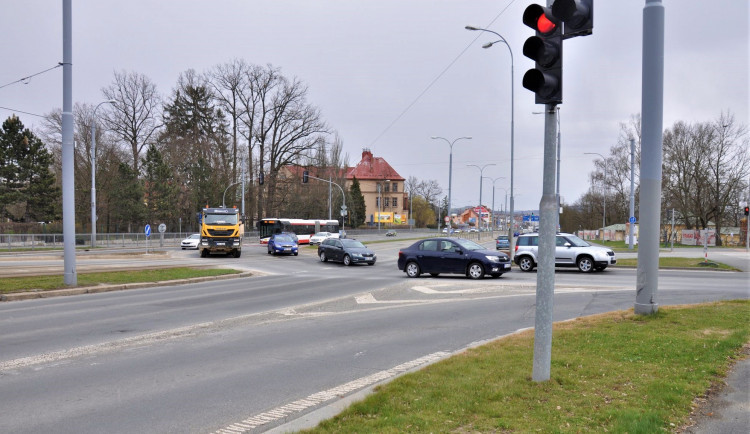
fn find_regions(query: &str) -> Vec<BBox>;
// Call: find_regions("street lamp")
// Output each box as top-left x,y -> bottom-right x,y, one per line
584,152 -> 608,231
465,25 -> 516,258
90,99 -> 116,248
468,164 -> 496,232
222,181 -> 241,208
431,136 -> 472,232
484,176 -> 506,231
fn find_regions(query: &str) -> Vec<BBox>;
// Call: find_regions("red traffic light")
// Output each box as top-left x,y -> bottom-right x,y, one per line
523,4 -> 559,35
744,206 -> 749,216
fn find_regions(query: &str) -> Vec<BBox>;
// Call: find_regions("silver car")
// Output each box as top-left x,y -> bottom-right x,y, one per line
180,233 -> 200,250
514,232 -> 616,273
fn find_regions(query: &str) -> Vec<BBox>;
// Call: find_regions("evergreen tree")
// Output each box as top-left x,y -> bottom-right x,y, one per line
0,115 -> 60,222
107,162 -> 145,232
142,145 -> 178,225
348,177 -> 366,228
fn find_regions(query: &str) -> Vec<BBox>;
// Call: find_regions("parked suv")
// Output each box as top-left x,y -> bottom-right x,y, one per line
514,232 -> 616,273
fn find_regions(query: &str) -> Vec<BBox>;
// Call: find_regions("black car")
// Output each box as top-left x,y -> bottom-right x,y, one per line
397,237 -> 511,279
318,238 -> 376,266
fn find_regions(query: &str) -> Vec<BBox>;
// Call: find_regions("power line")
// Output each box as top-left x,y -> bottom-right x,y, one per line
0,63 -> 62,90
0,106 -> 46,118
367,0 -> 517,148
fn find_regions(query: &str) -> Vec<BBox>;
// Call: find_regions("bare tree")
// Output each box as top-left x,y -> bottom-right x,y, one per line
101,70 -> 161,175
209,59 -> 248,182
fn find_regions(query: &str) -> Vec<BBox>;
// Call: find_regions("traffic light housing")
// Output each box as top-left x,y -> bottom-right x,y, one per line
302,170 -> 309,184
552,0 -> 593,39
744,206 -> 749,216
258,172 -> 264,185
522,4 -> 563,104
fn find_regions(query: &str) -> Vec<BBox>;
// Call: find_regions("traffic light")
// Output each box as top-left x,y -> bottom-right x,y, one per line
522,4 -> 563,104
258,172 -> 264,185
302,170 -> 309,183
552,0 -> 593,39
744,206 -> 749,216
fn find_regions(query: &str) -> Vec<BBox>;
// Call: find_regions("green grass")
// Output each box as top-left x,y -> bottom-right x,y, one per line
305,301 -> 750,433
0,267 -> 241,294
616,257 -> 738,271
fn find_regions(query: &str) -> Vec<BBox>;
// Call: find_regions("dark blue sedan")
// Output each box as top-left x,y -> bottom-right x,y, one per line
397,237 -> 511,279
267,233 -> 299,256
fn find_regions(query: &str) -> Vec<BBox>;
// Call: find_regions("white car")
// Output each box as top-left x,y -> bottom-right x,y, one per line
180,233 -> 200,249
309,231 -> 339,245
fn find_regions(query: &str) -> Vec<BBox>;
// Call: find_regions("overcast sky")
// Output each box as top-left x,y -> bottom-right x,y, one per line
1,0 -> 748,213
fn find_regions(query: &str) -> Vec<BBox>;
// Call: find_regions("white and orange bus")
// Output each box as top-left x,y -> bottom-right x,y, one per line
258,218 -> 339,244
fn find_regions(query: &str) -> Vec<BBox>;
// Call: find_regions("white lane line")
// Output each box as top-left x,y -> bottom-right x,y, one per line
212,351 -> 450,434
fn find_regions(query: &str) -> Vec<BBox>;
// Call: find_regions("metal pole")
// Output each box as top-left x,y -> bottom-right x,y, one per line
468,164 -> 495,232
377,183 -> 381,231
431,136 -> 472,234
328,175 -> 332,220
629,138 -> 636,249
556,107 -> 561,230
670,208 -> 675,252
635,0 -> 664,315
90,100 -> 115,249
533,103 -> 558,382
62,0 -> 76,286
584,152 -> 607,234
746,178 -> 750,252
222,182 -> 240,208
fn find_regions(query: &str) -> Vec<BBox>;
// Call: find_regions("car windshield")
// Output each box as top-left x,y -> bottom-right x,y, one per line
314,232 -> 329,237
188,234 -> 199,239
453,238 -> 485,251
564,234 -> 591,247
275,235 -> 294,243
341,239 -> 365,249
497,236 -> 508,241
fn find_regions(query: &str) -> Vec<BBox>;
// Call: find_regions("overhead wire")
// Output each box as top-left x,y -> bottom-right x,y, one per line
0,63 -> 62,90
366,0 -> 517,148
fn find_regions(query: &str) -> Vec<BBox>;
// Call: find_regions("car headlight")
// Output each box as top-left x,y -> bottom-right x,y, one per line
485,255 -> 501,262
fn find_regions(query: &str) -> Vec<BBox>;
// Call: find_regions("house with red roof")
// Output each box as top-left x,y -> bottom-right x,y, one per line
346,148 -> 408,225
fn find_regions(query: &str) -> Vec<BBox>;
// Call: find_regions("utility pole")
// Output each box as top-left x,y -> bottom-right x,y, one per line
628,138 -> 636,249
62,0 -> 76,286
635,0 -> 664,315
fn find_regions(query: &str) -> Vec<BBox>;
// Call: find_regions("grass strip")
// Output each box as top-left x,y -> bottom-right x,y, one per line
0,267 -> 240,294
306,301 -> 750,433
616,257 -> 737,270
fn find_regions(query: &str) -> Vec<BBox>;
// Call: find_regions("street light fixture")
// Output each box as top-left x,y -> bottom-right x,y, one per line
468,164 -> 496,232
431,136 -> 472,232
584,152 -> 608,231
465,25 -> 516,258
90,99 -> 116,248
484,176 -> 506,231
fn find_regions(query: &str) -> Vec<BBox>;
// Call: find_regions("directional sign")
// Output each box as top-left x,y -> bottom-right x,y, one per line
145,224 -> 151,237
158,223 -> 166,233
629,216 -> 636,224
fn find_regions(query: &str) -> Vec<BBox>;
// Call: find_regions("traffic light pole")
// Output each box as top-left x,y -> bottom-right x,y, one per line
635,0 -> 664,315
532,103 -> 558,382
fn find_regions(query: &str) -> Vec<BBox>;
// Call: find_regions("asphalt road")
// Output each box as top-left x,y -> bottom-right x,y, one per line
1,238 -> 748,433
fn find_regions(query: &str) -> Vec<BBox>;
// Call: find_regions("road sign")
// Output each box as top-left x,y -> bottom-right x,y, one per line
145,224 -> 151,237
444,216 -> 450,222
629,216 -> 636,224
158,223 -> 166,233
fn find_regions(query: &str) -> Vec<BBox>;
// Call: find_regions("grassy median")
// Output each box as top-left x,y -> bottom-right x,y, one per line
0,267 -> 241,294
615,257 -> 738,270
306,300 -> 750,433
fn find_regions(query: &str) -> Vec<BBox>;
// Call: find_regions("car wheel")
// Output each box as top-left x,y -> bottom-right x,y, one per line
518,256 -> 535,272
319,251 -> 327,262
181,247 -> 186,250
491,273 -> 503,278
367,262 -> 375,266
429,273 -> 439,277
405,261 -> 421,278
343,254 -> 352,266
577,256 -> 594,273
293,252 -> 298,256
467,262 -> 485,279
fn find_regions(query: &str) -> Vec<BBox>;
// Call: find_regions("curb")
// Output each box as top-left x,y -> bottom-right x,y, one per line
0,271 -> 254,302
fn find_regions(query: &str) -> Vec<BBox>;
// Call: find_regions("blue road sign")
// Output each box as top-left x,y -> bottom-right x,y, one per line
629,216 -> 636,224
145,224 -> 151,237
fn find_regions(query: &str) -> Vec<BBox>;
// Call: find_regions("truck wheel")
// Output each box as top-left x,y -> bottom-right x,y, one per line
233,250 -> 241,258
200,249 -> 208,258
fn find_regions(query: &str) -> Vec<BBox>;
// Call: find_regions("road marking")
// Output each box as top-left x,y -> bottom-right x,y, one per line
212,351 -> 450,434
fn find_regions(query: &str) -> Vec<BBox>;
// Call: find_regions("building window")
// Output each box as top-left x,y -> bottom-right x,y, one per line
376,197 -> 380,207
393,197 -> 398,208
384,197 -> 390,207
392,182 -> 398,192
384,183 -> 390,192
